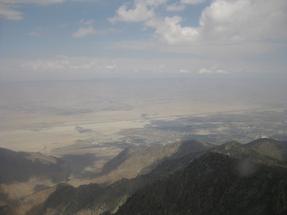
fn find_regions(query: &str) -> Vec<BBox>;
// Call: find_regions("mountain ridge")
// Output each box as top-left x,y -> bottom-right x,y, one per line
115,151 -> 287,215
2,138 -> 287,215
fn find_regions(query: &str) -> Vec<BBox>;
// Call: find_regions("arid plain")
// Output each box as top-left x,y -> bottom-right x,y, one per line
0,79 -> 255,154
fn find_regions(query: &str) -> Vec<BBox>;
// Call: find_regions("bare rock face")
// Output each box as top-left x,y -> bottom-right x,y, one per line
4,139 -> 287,215
30,140 -> 211,215
0,147 -> 70,215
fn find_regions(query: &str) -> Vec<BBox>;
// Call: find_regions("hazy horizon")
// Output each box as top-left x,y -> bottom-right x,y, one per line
1,2 -> 287,214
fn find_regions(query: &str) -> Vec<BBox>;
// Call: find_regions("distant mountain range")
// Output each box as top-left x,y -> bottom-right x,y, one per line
1,138 -> 287,215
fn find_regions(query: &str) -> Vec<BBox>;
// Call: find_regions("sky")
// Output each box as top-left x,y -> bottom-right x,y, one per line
0,0 -> 286,81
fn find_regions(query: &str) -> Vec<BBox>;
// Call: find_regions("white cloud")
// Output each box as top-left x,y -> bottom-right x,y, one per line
72,18 -> 97,38
179,67 -> 229,75
1,54 -> 286,81
166,3 -> 185,12
113,0 -> 287,45
72,26 -> 97,38
0,0 -> 64,20
0,4 -> 22,20
166,0 -> 206,12
21,0 -> 64,5
146,16 -> 199,44
105,64 -> 117,71
111,0 -> 200,44
198,0 -> 287,42
181,0 -> 206,5
110,3 -> 153,22
197,67 -> 229,74
110,0 -> 167,23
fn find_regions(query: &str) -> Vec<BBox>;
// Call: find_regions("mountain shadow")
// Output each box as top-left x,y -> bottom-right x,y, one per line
115,152 -> 287,215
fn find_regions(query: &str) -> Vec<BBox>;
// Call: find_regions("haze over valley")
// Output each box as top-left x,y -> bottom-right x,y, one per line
0,0 -> 287,214
1,76 -> 286,153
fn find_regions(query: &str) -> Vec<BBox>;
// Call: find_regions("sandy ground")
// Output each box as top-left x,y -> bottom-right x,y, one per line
0,101 -> 255,154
